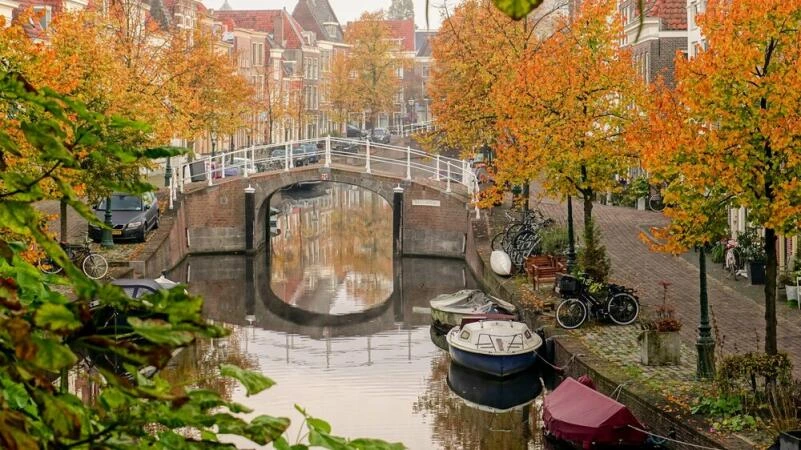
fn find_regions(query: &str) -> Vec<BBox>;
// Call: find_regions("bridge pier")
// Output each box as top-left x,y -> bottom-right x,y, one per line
244,185 -> 255,255
393,185 -> 404,258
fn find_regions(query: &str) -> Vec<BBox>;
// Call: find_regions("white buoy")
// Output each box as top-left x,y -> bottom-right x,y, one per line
490,250 -> 512,276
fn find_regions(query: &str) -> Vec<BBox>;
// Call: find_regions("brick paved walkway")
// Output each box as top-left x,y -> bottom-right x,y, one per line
529,194 -> 801,378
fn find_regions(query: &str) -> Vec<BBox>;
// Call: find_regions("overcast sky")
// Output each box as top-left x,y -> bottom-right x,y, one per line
201,0 -> 453,30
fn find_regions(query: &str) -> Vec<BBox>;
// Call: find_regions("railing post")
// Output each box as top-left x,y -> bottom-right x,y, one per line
435,155 -> 441,181
365,140 -> 372,174
406,146 -> 412,180
284,143 -> 290,171
288,143 -> 294,169
325,135 -> 331,167
169,176 -> 175,210
179,164 -> 185,193
462,160 -> 469,187
243,149 -> 249,179
221,155 -> 227,179
446,161 -> 452,193
207,158 -> 213,186
251,146 -> 256,173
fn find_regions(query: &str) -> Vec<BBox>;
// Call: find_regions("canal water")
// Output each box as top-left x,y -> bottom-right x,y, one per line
166,182 -> 557,450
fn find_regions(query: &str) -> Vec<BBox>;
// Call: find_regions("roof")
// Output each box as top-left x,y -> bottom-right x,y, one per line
415,30 -> 436,57
640,0 -> 687,30
213,9 -> 304,48
384,18 -> 415,52
292,0 -> 343,42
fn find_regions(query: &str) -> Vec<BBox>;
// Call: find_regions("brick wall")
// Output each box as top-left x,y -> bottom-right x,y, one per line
632,37 -> 686,88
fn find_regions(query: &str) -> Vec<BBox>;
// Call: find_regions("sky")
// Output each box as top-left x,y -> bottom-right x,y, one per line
200,0 -> 451,30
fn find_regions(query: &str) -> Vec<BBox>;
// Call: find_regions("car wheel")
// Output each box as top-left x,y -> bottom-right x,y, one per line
153,214 -> 160,230
138,225 -> 146,243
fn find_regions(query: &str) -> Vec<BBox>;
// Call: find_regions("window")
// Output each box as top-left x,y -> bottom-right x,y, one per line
396,66 -> 403,79
252,43 -> 263,66
321,51 -> 330,72
32,6 -> 52,30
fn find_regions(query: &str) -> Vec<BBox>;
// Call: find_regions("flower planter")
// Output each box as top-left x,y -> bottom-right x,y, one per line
640,331 -> 681,366
748,261 -> 766,285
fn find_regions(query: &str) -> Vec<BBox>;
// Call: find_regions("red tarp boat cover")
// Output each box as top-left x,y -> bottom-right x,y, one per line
543,377 -> 648,449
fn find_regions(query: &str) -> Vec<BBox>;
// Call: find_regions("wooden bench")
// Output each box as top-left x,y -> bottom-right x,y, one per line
525,255 -> 567,290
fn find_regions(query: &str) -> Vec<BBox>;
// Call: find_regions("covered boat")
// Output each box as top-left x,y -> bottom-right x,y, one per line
543,377 -> 648,449
447,361 -> 542,413
430,289 -> 517,329
446,320 -> 542,377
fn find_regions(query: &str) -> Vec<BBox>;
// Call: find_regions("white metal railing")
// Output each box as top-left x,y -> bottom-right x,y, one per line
389,121 -> 436,137
170,136 -> 481,218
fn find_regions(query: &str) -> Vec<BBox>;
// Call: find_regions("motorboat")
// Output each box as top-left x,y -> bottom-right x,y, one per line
447,361 -> 542,413
446,319 -> 542,378
543,376 -> 648,449
429,289 -> 517,330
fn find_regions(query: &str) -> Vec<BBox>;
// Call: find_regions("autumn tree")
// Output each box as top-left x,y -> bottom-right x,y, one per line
426,0 -> 562,155
492,0 -> 644,280
323,51 -> 358,134
345,11 -> 402,134
645,0 -> 801,356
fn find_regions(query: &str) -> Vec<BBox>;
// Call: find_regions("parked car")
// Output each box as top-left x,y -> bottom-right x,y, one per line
88,192 -> 159,243
346,125 -> 368,138
268,144 -> 319,169
369,128 -> 391,144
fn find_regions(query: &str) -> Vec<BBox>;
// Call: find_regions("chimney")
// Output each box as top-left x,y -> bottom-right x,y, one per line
274,12 -> 284,46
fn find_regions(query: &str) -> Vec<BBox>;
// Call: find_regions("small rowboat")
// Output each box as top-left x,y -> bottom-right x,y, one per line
446,319 -> 542,378
429,289 -> 517,330
543,376 -> 648,449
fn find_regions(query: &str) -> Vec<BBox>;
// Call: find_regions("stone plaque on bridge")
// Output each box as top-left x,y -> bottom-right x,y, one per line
412,199 -> 441,207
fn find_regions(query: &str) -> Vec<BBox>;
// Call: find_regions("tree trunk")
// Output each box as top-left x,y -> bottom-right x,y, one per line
764,227 -> 778,355
59,197 -> 68,243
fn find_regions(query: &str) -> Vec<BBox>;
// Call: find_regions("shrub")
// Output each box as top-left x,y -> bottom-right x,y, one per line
577,220 -> 611,282
710,241 -> 725,264
540,226 -> 568,256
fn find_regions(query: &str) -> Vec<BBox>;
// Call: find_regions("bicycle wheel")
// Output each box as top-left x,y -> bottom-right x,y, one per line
555,298 -> 588,329
82,253 -> 108,280
491,232 -> 506,251
648,196 -> 665,212
39,257 -> 63,275
607,293 -> 639,325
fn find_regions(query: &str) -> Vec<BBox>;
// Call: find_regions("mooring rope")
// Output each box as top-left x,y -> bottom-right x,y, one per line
538,353 -> 579,372
627,424 -> 724,450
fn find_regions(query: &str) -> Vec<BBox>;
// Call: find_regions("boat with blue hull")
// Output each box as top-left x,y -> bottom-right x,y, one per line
446,320 -> 543,378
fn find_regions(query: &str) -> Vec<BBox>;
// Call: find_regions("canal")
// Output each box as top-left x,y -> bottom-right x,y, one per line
166,182 -> 554,449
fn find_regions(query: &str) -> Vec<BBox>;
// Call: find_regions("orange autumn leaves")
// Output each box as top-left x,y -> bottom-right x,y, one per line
429,0 -> 644,208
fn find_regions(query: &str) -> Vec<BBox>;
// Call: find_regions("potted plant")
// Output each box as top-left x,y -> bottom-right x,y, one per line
780,271 -> 798,303
639,282 -> 682,366
738,227 -> 766,285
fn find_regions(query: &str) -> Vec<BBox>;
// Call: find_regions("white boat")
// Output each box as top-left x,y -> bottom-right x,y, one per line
447,320 -> 542,378
429,289 -> 517,329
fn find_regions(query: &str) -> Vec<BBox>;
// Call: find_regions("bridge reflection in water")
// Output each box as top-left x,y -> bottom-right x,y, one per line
165,181 -> 548,449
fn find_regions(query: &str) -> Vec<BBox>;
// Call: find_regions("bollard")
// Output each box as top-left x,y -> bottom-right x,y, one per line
393,185 -> 404,258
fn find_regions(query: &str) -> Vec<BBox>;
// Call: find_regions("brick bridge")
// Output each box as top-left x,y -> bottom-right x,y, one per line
171,138 -> 479,259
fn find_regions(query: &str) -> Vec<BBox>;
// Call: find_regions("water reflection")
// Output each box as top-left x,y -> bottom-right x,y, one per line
270,182 -> 393,315
159,182 -> 551,449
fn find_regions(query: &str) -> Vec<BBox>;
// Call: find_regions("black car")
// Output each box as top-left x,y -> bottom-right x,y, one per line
346,125 -> 367,138
369,128 -> 391,144
88,192 -> 159,243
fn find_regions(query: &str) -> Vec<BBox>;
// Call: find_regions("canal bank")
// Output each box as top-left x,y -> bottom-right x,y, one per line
464,209 -> 757,450
116,182 -> 754,449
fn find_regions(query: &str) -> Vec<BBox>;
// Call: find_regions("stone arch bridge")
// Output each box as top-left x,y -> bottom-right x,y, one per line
170,137 -> 480,259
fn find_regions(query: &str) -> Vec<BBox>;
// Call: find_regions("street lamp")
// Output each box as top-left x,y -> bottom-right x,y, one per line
211,130 -> 217,158
101,195 -> 115,248
566,195 -> 576,272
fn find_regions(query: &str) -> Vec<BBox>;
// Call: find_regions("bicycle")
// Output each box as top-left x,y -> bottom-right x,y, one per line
723,238 -> 746,280
491,209 -> 553,252
554,273 -> 640,329
647,183 -> 666,212
39,238 -> 109,280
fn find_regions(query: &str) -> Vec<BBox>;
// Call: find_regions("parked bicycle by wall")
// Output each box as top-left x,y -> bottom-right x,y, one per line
38,237 -> 109,280
554,273 -> 640,329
